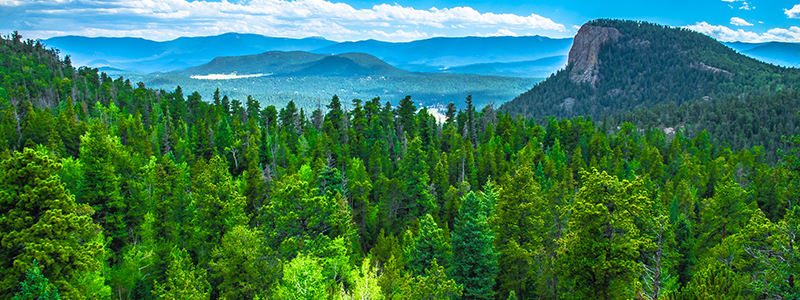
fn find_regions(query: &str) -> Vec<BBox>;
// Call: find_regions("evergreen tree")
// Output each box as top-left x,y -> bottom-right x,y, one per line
451,191 -> 497,300
152,248 -> 210,300
558,169 -> 652,300
79,120 -> 128,253
0,148 -> 107,300
12,261 -> 60,300
407,214 -> 452,275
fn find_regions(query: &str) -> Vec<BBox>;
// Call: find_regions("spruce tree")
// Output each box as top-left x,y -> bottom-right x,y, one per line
451,191 -> 497,300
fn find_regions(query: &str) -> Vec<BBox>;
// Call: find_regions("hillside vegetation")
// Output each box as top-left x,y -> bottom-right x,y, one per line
501,19 -> 800,120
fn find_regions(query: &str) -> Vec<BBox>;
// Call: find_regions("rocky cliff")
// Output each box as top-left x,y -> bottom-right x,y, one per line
567,24 -> 620,86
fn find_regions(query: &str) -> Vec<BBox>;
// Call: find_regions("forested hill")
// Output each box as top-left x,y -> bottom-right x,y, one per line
2,30 -> 800,300
170,51 -> 410,77
499,19 -> 800,120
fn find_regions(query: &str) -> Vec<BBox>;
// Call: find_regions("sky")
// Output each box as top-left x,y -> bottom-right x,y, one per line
1,0 -> 799,43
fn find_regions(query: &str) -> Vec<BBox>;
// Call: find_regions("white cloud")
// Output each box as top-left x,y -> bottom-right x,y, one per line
0,0 -> 566,42
722,0 -> 753,10
786,4 -> 800,18
730,17 -> 752,26
686,22 -> 800,42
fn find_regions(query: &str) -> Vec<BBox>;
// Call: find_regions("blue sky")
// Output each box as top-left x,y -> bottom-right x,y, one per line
1,0 -> 799,42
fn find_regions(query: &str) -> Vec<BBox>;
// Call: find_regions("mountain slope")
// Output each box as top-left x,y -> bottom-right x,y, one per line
44,33 -> 337,72
499,19 -> 800,119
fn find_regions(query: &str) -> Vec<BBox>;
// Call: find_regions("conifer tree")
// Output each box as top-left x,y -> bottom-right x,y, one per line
79,120 -> 127,253
0,148 -> 107,300
12,261 -> 60,300
152,248 -> 210,300
407,214 -> 452,275
451,191 -> 497,300
402,137 -> 435,219
558,168 -> 652,300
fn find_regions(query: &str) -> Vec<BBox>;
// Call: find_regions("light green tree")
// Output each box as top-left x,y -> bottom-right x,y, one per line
152,248 -> 210,300
558,168 -> 652,300
0,148 -> 108,300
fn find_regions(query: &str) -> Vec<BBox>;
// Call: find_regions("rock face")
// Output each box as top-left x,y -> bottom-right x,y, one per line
568,24 -> 621,86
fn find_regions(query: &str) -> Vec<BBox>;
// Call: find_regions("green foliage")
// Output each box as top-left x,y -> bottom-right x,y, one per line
406,214 -> 452,276
0,148 -> 107,300
152,248 -> 210,300
274,254 -> 328,300
396,259 -> 463,300
451,192 -> 497,300
558,169 -> 652,300
13,261 -> 60,300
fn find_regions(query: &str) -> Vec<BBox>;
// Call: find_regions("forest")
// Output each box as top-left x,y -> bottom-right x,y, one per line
1,27 -> 799,300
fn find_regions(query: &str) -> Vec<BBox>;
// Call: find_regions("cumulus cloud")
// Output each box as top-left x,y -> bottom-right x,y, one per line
686,22 -> 800,42
786,4 -> 800,18
0,0 -> 566,42
730,17 -> 752,26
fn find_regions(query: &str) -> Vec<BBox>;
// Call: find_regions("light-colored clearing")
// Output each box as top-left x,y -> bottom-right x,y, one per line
427,107 -> 447,124
191,73 -> 269,80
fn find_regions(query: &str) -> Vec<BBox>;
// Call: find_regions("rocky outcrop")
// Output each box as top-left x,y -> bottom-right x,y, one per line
691,61 -> 734,78
568,24 -> 621,86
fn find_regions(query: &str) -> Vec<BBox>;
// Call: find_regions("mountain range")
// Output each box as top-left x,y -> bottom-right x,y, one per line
44,34 -> 573,78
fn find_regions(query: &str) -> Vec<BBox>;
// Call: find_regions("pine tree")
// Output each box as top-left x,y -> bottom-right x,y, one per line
190,155 -> 248,262
211,225 -> 277,300
12,261 -> 60,300
79,120 -> 127,253
407,214 -> 452,275
490,166 -> 546,299
401,137 -> 435,219
451,191 -> 497,300
557,168 -> 652,300
0,148 -> 107,300
152,248 -> 210,300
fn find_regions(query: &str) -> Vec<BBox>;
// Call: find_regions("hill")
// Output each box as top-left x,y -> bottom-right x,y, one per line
499,19 -> 800,120
44,33 -> 337,72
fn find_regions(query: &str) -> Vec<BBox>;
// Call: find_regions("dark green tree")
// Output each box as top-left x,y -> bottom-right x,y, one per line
451,191 -> 497,300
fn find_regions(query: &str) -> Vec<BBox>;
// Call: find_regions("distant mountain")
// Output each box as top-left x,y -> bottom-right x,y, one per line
44,33 -> 337,72
128,50 -> 541,110
169,51 -> 408,77
741,42 -> 800,68
311,36 -> 574,67
722,41 -> 768,52
724,41 -> 800,68
500,19 -> 800,119
441,55 -> 567,78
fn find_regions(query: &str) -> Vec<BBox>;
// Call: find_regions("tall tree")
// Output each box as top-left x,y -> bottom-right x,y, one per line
79,120 -> 127,253
0,148 -> 108,300
558,169 -> 652,300
451,191 -> 497,300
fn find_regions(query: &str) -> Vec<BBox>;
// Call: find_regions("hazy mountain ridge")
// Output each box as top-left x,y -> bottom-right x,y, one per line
44,33 -> 337,73
44,33 -> 573,78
